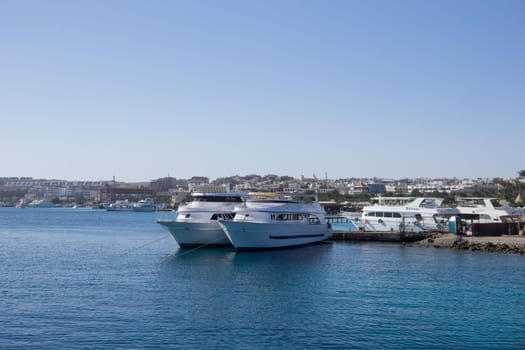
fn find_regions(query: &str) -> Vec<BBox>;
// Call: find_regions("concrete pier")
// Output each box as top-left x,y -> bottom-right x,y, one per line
330,230 -> 434,242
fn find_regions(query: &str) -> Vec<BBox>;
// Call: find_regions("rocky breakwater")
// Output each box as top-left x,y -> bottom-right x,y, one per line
415,233 -> 525,255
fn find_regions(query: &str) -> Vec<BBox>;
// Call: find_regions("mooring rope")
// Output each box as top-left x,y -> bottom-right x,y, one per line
121,232 -> 227,258
171,236 -> 228,258
121,234 -> 172,256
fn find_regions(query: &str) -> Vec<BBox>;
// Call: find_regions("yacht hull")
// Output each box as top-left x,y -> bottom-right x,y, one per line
133,207 -> 157,212
364,218 -> 426,233
107,207 -> 133,212
158,220 -> 231,247
219,221 -> 332,251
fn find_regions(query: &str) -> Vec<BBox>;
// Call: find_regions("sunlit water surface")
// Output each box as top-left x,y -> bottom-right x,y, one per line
1,208 -> 524,349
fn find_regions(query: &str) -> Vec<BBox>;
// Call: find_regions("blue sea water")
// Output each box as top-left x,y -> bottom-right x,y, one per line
0,208 -> 524,349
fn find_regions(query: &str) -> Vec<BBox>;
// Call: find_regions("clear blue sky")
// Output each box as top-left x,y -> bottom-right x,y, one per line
1,0 -> 523,182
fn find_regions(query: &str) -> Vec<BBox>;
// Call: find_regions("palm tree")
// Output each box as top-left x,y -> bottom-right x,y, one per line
517,170 -> 525,206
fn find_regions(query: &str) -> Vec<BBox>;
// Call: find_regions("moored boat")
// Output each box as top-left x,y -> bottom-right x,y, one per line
455,197 -> 523,223
218,193 -> 332,251
26,199 -> 55,208
107,199 -> 134,211
133,198 -> 158,212
361,197 -> 457,232
157,192 -> 248,247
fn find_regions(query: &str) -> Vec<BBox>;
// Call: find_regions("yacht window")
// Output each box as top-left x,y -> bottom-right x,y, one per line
185,214 -> 191,219
415,214 -> 423,221
420,199 -> 437,208
384,212 -> 393,218
209,213 -> 235,220
275,213 -> 305,221
393,212 -> 401,218
194,196 -> 244,202
308,215 -> 321,224
490,199 -> 501,207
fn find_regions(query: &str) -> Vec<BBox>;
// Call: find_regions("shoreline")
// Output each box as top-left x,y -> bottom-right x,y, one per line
412,233 -> 525,254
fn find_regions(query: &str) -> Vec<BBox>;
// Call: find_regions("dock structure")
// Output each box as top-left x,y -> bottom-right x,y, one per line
330,230 -> 435,242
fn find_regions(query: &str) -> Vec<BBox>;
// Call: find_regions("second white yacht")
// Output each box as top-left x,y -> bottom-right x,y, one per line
218,193 -> 332,251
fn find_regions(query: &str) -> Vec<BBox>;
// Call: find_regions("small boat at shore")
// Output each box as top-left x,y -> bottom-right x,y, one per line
107,199 -> 134,211
219,193 -> 332,251
26,199 -> 55,208
133,198 -> 159,212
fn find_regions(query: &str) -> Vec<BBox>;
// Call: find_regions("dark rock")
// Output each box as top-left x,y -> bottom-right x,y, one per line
453,240 -> 469,249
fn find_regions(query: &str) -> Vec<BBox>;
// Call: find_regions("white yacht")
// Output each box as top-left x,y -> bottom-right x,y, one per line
15,198 -> 26,208
218,193 -> 332,251
133,198 -> 158,212
362,197 -> 457,232
157,192 -> 248,247
26,199 -> 55,208
107,199 -> 134,211
455,198 -> 522,223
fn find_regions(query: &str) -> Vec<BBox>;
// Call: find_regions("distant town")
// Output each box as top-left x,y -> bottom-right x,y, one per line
1,173 -> 524,208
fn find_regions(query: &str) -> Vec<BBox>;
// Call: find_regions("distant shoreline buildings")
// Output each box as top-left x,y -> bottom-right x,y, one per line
0,175 -> 523,208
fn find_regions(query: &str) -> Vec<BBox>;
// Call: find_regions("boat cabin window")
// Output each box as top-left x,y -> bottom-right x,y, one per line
272,213 -> 304,221
327,217 -> 349,224
184,214 -> 191,218
415,214 -> 423,221
420,199 -> 438,208
368,212 -> 401,218
470,199 -> 486,206
193,195 -> 243,202
308,215 -> 321,224
490,199 -> 501,207
210,212 -> 236,220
